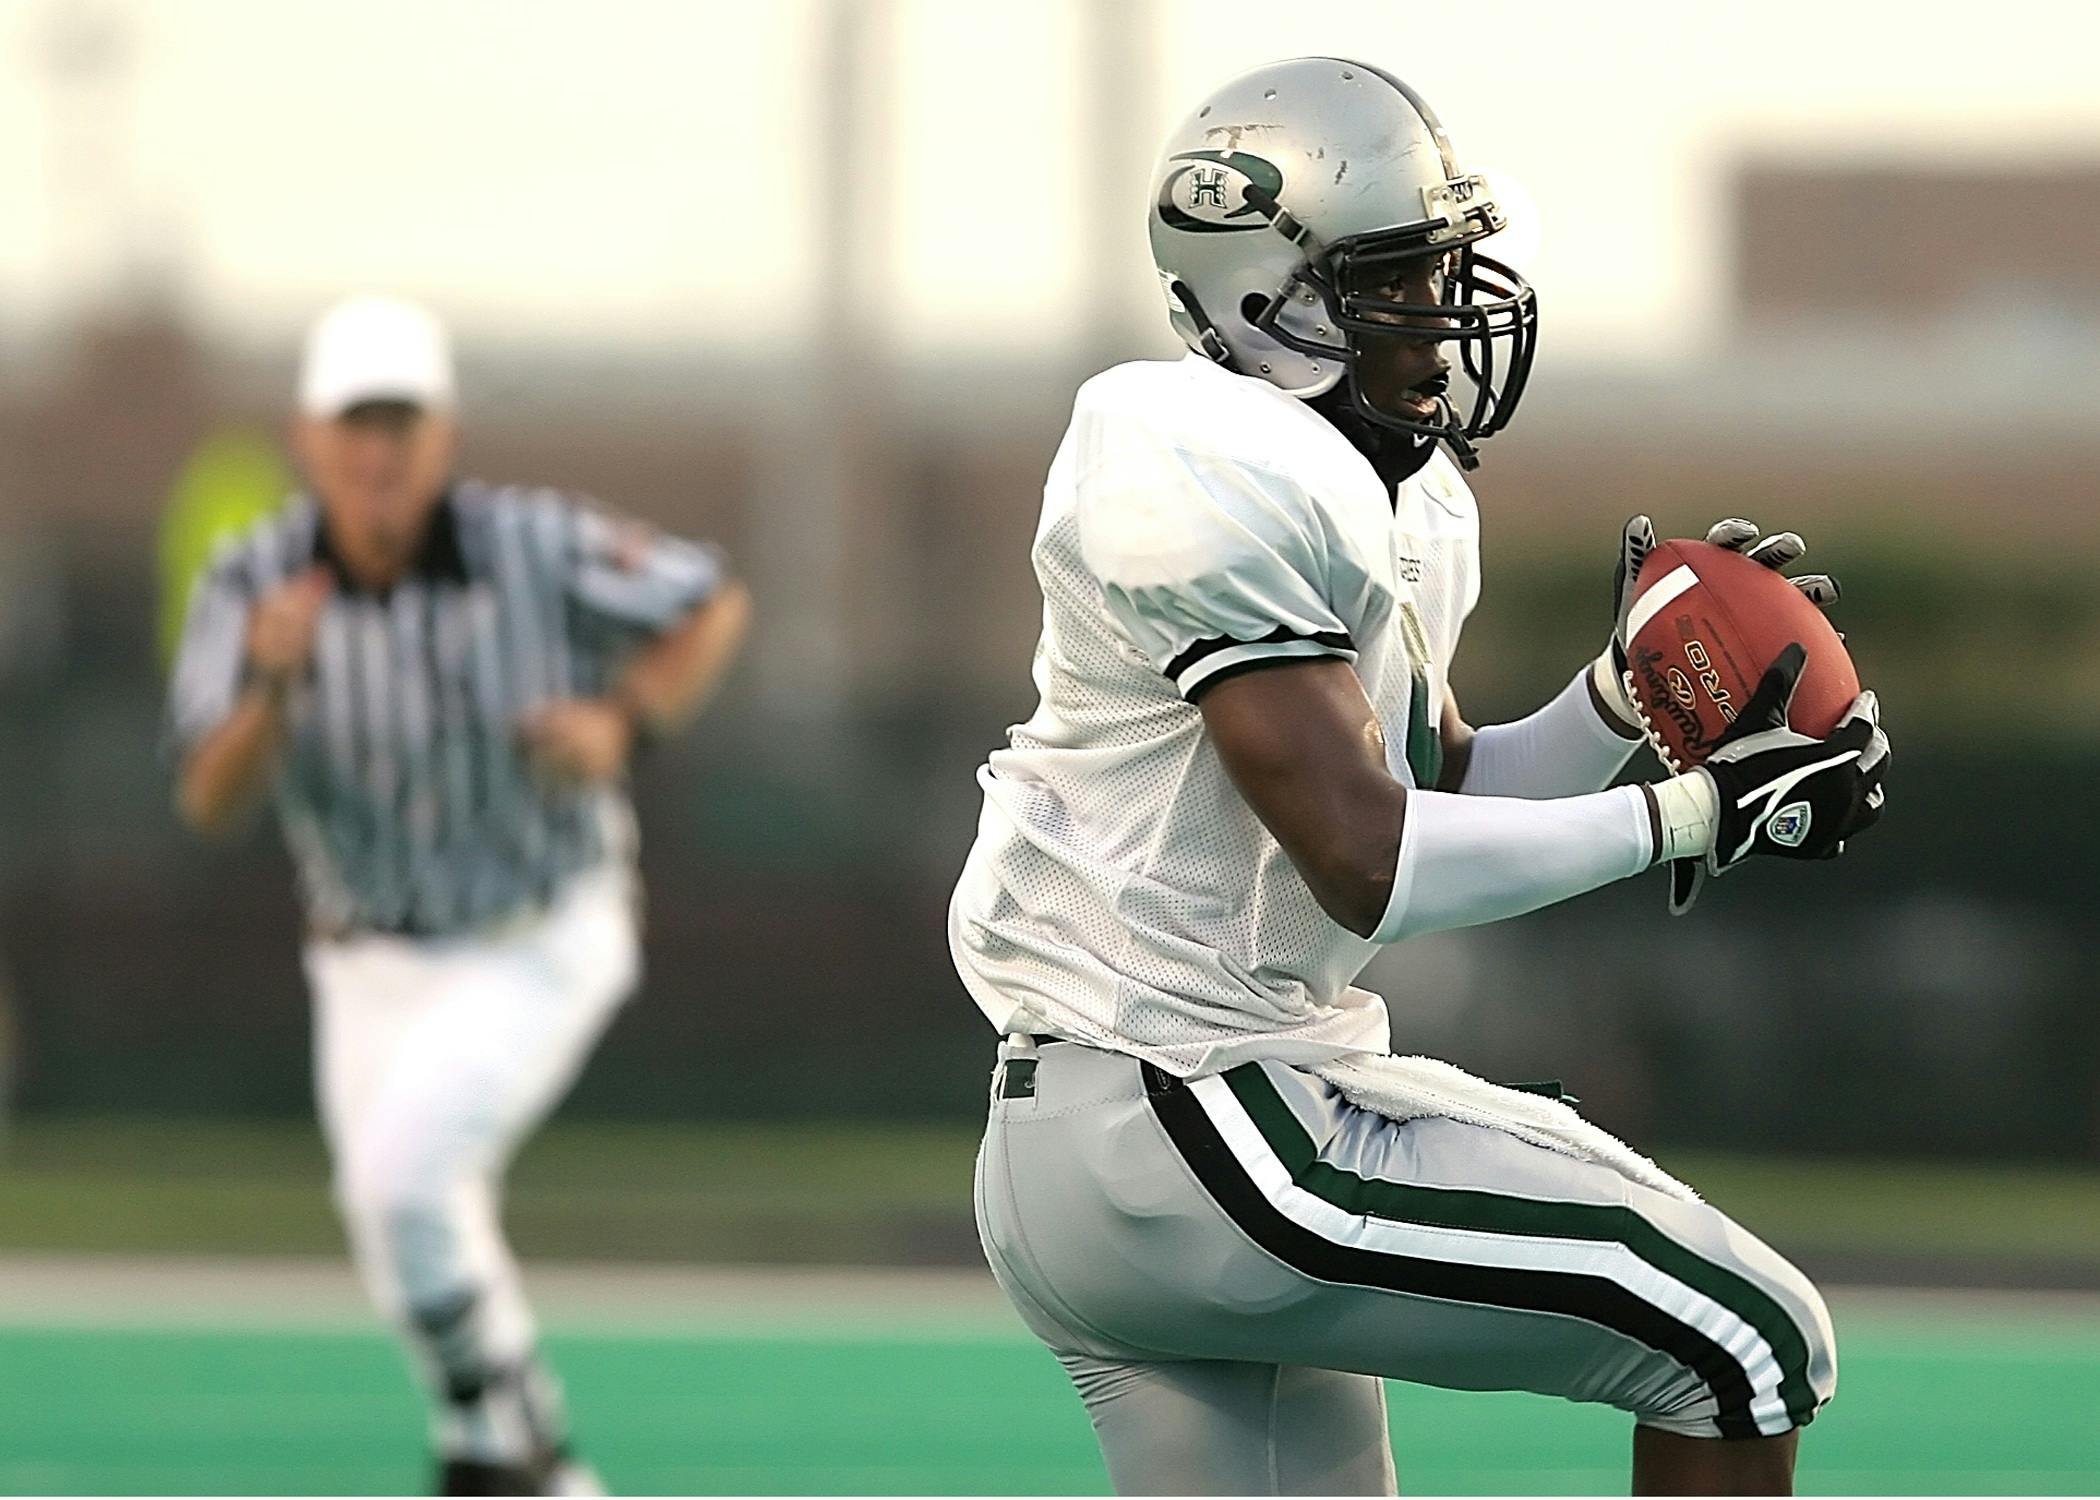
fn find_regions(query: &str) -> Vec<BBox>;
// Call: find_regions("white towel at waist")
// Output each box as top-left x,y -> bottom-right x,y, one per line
1309,1051 -> 1699,1204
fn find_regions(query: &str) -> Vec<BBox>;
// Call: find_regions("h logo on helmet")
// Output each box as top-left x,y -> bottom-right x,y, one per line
1157,150 -> 1285,233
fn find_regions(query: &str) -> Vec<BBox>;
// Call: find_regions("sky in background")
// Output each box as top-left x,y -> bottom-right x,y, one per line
2,0 -> 2097,364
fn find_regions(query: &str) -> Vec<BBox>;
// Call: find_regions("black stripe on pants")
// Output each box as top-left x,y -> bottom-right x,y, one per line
1139,1064 -> 1765,1439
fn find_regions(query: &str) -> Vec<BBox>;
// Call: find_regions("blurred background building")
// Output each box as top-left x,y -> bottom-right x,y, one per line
1,0 -> 2096,1182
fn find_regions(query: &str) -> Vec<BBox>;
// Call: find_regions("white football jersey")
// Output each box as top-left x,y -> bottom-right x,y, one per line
950,354 -> 1481,1076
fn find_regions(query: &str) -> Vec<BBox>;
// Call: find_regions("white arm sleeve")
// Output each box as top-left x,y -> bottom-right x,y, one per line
1457,667 -> 1642,799
1373,782 -> 1655,944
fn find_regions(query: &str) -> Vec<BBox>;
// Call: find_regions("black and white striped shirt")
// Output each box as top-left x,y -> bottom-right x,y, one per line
169,479 -> 725,937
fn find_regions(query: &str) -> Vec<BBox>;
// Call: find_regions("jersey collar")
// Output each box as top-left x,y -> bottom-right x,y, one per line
310,485 -> 471,593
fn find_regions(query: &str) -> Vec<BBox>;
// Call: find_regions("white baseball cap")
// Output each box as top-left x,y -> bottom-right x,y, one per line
297,294 -> 456,418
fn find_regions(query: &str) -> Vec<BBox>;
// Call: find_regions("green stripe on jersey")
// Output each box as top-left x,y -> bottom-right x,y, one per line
1396,604 -> 1444,789
1220,1064 -> 1819,1425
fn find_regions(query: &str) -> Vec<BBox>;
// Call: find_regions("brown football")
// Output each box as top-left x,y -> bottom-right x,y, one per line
1624,539 -> 1859,771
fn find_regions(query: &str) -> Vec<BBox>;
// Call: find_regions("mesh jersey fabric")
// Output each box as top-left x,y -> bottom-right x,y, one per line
950,355 -> 1481,1077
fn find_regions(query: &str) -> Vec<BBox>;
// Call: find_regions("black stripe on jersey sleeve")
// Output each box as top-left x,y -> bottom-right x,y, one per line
1165,627 -> 1356,700
1182,654 -> 1328,703
1165,626 -> 1354,682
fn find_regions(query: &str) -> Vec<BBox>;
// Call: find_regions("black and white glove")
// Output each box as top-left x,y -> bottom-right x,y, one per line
1649,643 -> 1891,913
1595,516 -> 1842,736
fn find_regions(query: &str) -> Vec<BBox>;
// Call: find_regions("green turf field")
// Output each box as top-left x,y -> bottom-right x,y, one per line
1,1281 -> 2095,1495
4,1122 -> 2097,1493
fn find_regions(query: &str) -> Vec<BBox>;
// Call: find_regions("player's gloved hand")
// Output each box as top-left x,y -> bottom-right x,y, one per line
1589,515 -> 1659,734
1596,516 -> 1843,738
1649,643 -> 1890,914
1699,516 -> 1842,613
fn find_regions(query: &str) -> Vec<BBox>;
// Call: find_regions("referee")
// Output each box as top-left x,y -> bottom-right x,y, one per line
169,294 -> 751,1496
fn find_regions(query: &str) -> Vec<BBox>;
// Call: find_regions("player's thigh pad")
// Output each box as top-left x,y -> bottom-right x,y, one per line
1060,1353 -> 1394,1497
978,1042 -> 1834,1439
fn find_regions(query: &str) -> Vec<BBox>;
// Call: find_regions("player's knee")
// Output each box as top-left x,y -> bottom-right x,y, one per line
1747,1238 -> 1838,1418
1780,1261 -> 1839,1414
1636,1248 -> 1837,1438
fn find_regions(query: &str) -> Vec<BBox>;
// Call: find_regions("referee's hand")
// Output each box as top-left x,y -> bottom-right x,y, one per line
517,699 -> 634,785
246,566 -> 332,685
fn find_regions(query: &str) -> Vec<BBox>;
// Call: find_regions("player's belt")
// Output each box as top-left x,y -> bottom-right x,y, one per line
1006,1036 -> 1579,1109
998,1033 -> 1068,1099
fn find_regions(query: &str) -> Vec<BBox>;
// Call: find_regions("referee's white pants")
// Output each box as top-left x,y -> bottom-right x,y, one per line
305,864 -> 638,1402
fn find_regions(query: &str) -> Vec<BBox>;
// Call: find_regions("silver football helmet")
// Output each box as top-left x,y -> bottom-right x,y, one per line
1148,58 -> 1537,468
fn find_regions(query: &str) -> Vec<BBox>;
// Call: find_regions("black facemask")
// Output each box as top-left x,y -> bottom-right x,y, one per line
1257,240 -> 1538,471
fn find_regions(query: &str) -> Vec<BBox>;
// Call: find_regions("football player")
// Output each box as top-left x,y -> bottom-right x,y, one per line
950,58 -> 1887,1495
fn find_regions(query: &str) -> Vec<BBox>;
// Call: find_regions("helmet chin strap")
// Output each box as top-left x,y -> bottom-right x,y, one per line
1437,416 -> 1480,471
1169,279 -> 1236,367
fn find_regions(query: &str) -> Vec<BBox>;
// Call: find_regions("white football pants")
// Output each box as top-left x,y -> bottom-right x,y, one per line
305,863 -> 639,1461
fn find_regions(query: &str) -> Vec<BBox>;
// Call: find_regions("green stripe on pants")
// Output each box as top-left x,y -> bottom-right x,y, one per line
1220,1064 -> 1820,1426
